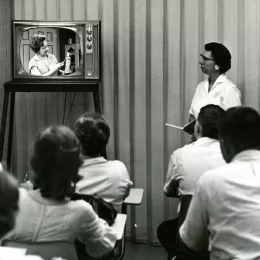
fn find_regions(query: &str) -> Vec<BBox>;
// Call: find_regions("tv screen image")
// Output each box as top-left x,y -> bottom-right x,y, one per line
12,21 -> 101,80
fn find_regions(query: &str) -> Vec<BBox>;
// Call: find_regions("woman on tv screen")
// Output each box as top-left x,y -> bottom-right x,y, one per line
28,34 -> 64,76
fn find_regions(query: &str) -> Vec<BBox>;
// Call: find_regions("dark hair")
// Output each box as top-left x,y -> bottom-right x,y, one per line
219,107 -> 260,154
75,113 -> 110,157
30,126 -> 83,201
0,171 -> 19,238
197,104 -> 225,140
205,42 -> 231,74
29,34 -> 47,53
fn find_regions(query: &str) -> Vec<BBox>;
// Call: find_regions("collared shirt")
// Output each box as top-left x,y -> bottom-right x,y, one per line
76,157 -> 133,212
180,150 -> 260,260
164,137 -> 226,197
28,54 -> 58,75
189,74 -> 241,118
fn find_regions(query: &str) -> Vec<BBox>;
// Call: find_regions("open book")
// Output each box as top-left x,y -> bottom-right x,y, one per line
165,119 -> 196,135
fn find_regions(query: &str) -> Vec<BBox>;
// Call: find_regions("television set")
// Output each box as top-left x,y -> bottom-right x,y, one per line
12,20 -> 101,80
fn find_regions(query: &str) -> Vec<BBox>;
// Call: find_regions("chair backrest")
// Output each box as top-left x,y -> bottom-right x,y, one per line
175,194 -> 193,250
2,239 -> 78,260
177,194 -> 193,230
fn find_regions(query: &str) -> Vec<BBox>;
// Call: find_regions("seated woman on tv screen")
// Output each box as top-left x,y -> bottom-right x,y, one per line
28,34 -> 64,76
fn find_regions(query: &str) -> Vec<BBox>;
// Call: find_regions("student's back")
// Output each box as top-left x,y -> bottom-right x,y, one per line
77,157 -> 132,212
75,113 -> 132,212
180,107 -> 260,260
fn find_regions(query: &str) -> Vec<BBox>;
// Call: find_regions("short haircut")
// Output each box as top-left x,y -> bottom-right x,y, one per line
0,171 -> 19,238
197,104 -> 225,140
75,113 -> 110,157
29,34 -> 47,53
205,42 -> 231,74
219,106 -> 260,153
30,126 -> 83,201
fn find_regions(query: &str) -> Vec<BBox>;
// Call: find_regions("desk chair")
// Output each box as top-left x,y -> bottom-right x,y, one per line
2,239 -> 78,260
108,188 -> 144,260
122,188 -> 144,214
116,188 -> 144,260
173,195 -> 209,260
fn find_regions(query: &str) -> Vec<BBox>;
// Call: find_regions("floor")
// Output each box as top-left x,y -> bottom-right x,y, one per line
124,241 -> 167,260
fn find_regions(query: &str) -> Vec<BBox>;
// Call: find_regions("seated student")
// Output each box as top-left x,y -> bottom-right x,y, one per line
179,106 -> 260,260
157,104 -> 226,258
4,126 -> 117,259
74,113 -> 133,212
0,170 -> 19,239
0,171 -> 53,260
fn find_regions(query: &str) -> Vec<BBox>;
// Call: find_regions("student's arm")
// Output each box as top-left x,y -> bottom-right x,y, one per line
77,202 -> 117,258
163,151 -> 183,198
179,177 -> 209,251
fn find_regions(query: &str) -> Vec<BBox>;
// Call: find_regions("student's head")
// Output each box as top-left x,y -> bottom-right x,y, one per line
195,104 -> 225,140
218,107 -> 260,163
0,171 -> 19,238
74,113 -> 110,157
200,42 -> 231,75
30,126 -> 83,201
29,34 -> 49,56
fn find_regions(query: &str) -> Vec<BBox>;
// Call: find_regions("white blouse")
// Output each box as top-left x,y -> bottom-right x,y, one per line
189,74 -> 241,118
5,189 -> 117,259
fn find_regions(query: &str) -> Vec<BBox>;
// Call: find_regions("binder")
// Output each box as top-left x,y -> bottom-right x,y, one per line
165,119 -> 196,135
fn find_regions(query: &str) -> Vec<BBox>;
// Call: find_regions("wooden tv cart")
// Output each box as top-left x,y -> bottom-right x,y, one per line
0,80 -> 102,170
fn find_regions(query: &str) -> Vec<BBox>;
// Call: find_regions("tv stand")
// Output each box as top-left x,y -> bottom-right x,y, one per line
0,80 -> 102,170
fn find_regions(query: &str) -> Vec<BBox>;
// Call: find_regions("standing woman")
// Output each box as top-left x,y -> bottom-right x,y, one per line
28,34 -> 64,76
189,42 -> 241,122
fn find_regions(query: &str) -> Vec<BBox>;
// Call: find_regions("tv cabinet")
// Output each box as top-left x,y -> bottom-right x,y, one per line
0,80 -> 102,170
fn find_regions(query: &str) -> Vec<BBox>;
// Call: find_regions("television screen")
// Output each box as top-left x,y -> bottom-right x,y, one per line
12,21 -> 101,80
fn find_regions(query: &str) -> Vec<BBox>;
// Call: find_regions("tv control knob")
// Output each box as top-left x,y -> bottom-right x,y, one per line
87,35 -> 92,41
87,28 -> 92,34
87,43 -> 92,50
88,71 -> 92,76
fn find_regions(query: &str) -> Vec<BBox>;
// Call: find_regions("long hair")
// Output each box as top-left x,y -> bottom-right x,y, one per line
30,126 -> 83,201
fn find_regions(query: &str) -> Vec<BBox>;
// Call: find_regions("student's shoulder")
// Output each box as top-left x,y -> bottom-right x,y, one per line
107,160 -> 127,170
68,199 -> 94,217
199,163 -> 229,187
174,142 -> 197,155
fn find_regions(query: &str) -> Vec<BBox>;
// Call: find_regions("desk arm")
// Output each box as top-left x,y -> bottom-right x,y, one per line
122,188 -> 144,214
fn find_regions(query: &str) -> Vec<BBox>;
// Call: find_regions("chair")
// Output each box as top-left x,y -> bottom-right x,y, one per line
108,188 -> 144,260
175,195 -> 193,250
122,188 -> 144,214
1,239 -> 78,260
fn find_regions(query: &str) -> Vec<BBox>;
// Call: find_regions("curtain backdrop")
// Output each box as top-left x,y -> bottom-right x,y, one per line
8,0 -> 260,244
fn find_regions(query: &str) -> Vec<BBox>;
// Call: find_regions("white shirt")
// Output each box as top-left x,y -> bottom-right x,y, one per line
164,137 -> 226,196
180,150 -> 260,260
76,157 -> 133,212
6,189 -> 117,258
189,74 -> 241,118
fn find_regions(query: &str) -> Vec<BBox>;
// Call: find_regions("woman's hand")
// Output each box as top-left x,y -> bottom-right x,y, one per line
20,181 -> 34,191
50,62 -> 64,74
